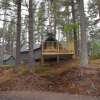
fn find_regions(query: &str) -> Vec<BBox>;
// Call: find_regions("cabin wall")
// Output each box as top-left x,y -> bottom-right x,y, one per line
3,57 -> 15,65
20,49 -> 41,64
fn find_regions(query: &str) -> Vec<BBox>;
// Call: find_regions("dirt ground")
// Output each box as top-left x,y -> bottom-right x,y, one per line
0,91 -> 99,100
0,59 -> 100,96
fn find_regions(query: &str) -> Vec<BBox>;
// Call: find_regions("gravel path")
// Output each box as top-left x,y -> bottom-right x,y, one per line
0,91 -> 99,100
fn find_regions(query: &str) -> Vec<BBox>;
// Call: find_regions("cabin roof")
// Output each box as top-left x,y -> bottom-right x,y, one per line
21,33 -> 57,53
3,54 -> 15,61
42,33 -> 57,43
20,44 -> 41,53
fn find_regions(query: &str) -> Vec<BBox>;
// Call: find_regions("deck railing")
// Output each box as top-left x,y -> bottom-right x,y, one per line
42,41 -> 74,54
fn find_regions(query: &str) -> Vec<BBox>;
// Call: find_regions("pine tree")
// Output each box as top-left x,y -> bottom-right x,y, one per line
97,0 -> 100,17
78,0 -> 88,67
16,0 -> 22,66
28,0 -> 34,68
71,0 -> 78,56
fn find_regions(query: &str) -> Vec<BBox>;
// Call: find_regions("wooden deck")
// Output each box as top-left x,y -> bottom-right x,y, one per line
41,41 -> 75,63
42,41 -> 75,56
42,52 -> 74,55
42,50 -> 74,55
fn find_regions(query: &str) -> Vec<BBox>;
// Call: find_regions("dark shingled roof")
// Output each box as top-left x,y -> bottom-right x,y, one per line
2,54 -> 15,61
20,44 -> 41,53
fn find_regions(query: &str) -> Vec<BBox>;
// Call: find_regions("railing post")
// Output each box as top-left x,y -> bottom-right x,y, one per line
57,41 -> 60,63
41,42 -> 44,64
58,41 -> 59,53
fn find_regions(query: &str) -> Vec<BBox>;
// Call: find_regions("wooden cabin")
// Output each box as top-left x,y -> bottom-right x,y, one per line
0,54 -> 15,65
41,33 -> 75,63
20,44 -> 41,64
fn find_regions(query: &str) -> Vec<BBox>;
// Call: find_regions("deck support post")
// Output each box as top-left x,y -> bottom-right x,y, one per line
57,55 -> 60,63
57,41 -> 60,63
41,42 -> 44,65
41,55 -> 44,65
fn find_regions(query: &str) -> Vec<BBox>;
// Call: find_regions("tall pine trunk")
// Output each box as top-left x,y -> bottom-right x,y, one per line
52,1 -> 57,36
28,0 -> 34,68
16,0 -> 21,66
71,0 -> 78,56
78,0 -> 88,67
97,0 -> 100,17
1,0 -> 7,64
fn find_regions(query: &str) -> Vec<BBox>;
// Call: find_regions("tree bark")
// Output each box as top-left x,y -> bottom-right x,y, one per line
78,0 -> 88,67
97,0 -> 100,17
16,0 -> 21,66
52,1 -> 57,36
28,0 -> 34,68
1,0 -> 7,64
71,0 -> 78,56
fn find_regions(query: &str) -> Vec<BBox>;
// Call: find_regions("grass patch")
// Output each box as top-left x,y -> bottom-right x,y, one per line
91,54 -> 100,60
17,65 -> 30,76
0,65 -> 15,69
34,64 -> 52,76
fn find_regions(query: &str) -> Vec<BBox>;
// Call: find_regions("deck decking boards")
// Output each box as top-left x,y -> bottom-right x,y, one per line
42,52 -> 74,55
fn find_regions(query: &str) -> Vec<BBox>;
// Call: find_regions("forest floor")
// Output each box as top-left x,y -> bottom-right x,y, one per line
0,91 -> 99,100
0,59 -> 100,96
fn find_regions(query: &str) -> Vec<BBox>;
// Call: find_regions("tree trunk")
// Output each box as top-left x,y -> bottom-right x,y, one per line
54,13 -> 57,36
28,0 -> 34,68
78,0 -> 88,67
97,0 -> 100,17
16,0 -> 21,66
1,0 -> 7,64
52,1 -> 57,36
71,0 -> 78,56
